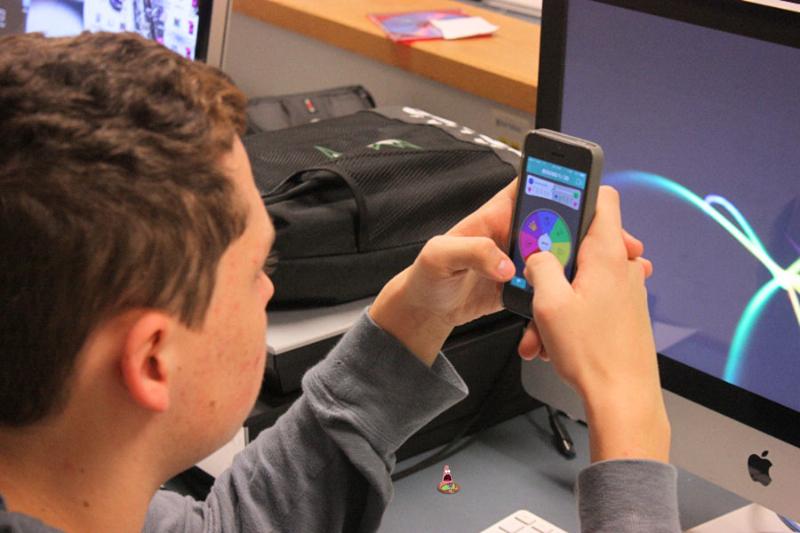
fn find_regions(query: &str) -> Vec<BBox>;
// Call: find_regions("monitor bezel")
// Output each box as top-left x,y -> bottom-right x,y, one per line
536,0 -> 800,449
194,0 -> 216,63
197,0 -> 232,68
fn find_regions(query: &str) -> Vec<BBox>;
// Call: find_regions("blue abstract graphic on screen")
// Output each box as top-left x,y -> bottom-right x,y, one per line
605,171 -> 800,390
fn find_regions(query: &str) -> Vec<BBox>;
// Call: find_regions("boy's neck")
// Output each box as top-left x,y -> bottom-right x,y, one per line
0,420 -> 164,533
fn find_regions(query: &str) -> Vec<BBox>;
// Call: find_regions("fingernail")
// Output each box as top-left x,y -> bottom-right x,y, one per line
518,346 -> 539,360
497,259 -> 512,274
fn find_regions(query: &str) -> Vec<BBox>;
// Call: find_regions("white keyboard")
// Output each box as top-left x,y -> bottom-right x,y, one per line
480,509 -> 569,533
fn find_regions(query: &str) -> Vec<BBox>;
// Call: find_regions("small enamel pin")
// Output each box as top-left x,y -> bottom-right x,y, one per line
437,464 -> 460,494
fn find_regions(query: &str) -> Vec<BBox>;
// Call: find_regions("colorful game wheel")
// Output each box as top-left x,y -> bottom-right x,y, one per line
518,209 -> 572,267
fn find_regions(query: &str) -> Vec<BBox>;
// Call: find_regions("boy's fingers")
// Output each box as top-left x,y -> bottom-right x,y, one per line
622,228 -> 644,258
523,251 -> 572,309
585,186 -> 624,246
496,176 -> 518,202
419,235 -> 514,281
539,346 -> 551,362
621,229 -> 653,278
637,257 -> 654,278
518,323 -> 543,360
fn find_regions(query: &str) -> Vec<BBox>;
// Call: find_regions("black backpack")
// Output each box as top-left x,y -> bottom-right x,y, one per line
244,107 -> 519,308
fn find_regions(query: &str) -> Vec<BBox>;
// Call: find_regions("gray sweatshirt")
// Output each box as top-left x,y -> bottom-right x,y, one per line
0,312 -> 680,532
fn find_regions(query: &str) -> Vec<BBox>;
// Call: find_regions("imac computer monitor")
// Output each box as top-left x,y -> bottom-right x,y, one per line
0,0 -> 231,68
522,0 -> 800,520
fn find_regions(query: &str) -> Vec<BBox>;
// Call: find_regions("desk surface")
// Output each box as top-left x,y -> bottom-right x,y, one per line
380,408 -> 749,532
266,297 -> 373,354
232,0 -> 540,114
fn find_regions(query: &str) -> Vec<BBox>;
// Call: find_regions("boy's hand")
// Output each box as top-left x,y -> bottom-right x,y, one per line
369,179 -> 518,366
370,179 -> 649,367
524,186 -> 669,462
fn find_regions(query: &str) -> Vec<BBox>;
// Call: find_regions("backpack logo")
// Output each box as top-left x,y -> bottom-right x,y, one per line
315,139 -> 423,160
314,145 -> 343,160
366,139 -> 422,151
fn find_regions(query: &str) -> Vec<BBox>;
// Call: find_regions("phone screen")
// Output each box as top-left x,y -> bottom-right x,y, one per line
508,155 -> 589,292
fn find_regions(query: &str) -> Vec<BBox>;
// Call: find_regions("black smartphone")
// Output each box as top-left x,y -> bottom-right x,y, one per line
502,129 -> 603,319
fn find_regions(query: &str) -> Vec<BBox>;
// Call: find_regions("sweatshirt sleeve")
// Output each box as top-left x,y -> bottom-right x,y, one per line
144,310 -> 468,533
576,459 -> 681,532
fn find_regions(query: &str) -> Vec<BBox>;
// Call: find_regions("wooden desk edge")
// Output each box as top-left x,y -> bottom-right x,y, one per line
233,0 -> 538,114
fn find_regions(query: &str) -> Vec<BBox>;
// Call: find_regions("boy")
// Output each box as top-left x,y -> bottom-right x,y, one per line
0,32 -> 678,532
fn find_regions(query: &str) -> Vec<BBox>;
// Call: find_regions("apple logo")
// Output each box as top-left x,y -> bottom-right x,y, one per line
747,450 -> 773,486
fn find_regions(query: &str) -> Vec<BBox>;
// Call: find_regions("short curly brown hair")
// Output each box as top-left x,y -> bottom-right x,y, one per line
0,32 -> 249,426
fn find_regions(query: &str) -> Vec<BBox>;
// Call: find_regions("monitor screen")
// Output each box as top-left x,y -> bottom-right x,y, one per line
0,0 -> 213,61
549,0 -> 800,415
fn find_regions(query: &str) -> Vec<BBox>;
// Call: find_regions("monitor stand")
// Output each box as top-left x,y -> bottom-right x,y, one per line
687,503 -> 793,532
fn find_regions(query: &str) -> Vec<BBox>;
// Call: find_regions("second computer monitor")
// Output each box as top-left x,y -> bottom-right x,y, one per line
0,0 -> 231,68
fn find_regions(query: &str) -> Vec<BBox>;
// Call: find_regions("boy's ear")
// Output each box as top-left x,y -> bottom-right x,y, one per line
119,312 -> 174,412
